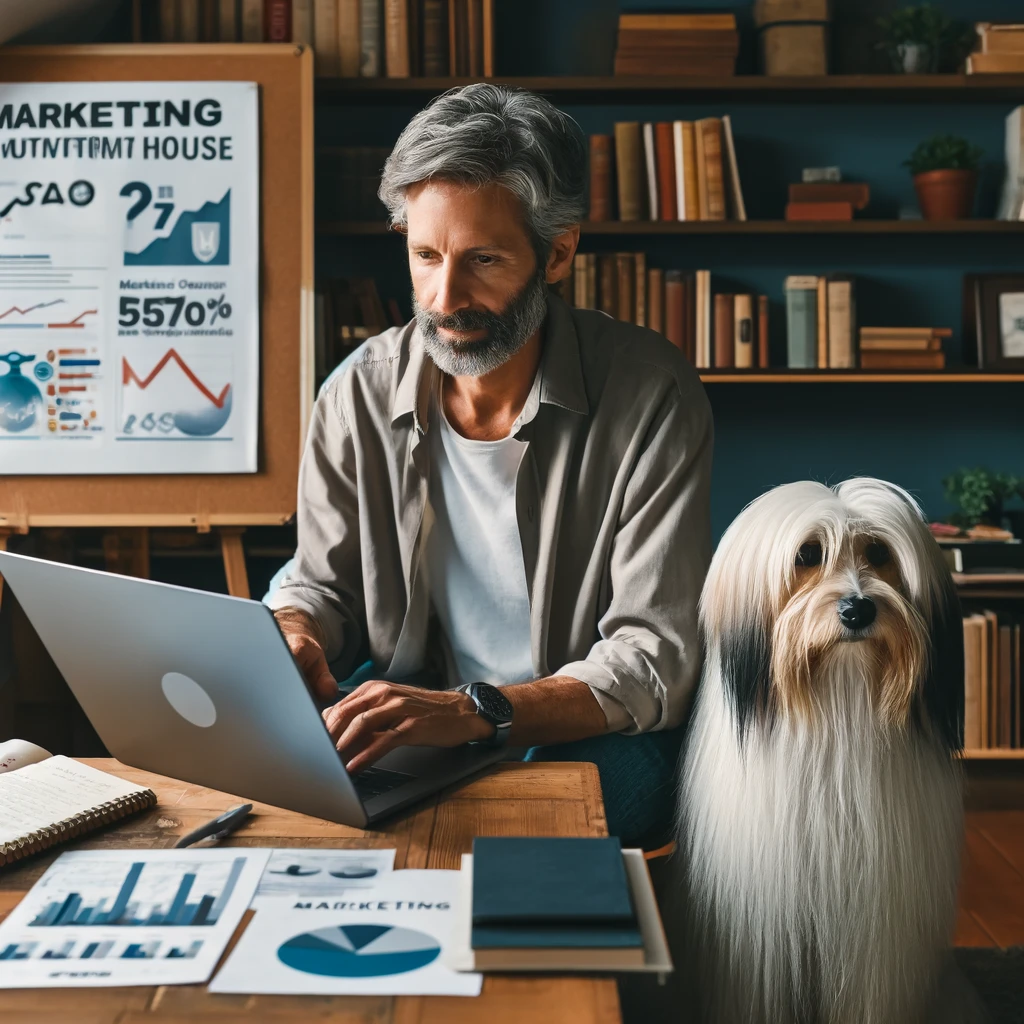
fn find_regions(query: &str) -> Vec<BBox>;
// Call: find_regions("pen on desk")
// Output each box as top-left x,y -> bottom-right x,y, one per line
174,803 -> 253,848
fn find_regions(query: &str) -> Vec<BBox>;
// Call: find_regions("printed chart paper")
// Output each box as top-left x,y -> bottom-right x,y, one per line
252,848 -> 396,907
0,81 -> 259,473
0,848 -> 270,987
210,870 -> 482,997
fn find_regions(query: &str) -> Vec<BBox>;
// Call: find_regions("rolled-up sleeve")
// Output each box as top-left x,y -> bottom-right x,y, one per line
267,380 -> 364,673
556,379 -> 713,734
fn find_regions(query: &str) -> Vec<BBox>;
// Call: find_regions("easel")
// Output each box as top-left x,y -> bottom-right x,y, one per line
0,44 -> 315,605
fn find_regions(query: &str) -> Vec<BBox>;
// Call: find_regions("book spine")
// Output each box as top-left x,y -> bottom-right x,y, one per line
721,114 -> 746,221
681,122 -> 699,221
694,120 -> 708,221
672,122 -> 685,221
180,0 -> 200,40
614,122 -> 643,222
757,294 -> 769,367
647,268 -> 664,334
292,0 -> 313,45
313,0 -> 339,73
664,271 -> 684,350
634,251 -> 646,327
159,0 -> 178,40
384,0 -> 411,77
713,293 -> 734,369
338,0 -> 362,76
785,201 -> 854,221
588,135 -> 613,223
264,0 -> 291,41
585,253 -> 597,310
826,279 -> 854,369
964,618 -> 982,750
455,0 -> 470,75
408,0 -> 421,75
785,286 -> 818,369
655,123 -> 676,222
642,123 -> 658,222
573,253 -> 588,308
701,119 -> 726,221
422,0 -> 449,76
599,255 -> 617,317
202,0 -> 218,40
482,0 -> 494,76
361,0 -> 383,76
616,254 -> 634,324
241,0 -> 264,40
816,276 -> 828,368
734,293 -> 754,368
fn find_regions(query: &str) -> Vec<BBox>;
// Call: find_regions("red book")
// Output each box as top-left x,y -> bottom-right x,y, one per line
785,201 -> 854,221
654,122 -> 677,222
757,294 -> 769,368
664,271 -> 684,350
713,293 -> 734,368
264,0 -> 291,40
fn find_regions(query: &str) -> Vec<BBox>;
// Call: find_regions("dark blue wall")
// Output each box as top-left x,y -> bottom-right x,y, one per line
317,0 -> 1024,541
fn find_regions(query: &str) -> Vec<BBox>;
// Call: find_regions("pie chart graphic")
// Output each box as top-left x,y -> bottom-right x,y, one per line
277,924 -> 441,977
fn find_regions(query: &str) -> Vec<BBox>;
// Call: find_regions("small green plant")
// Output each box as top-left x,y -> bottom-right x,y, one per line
904,134 -> 983,175
876,5 -> 976,71
942,467 -> 1022,527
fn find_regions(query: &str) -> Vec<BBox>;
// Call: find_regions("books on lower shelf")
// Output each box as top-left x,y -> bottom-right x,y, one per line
784,275 -> 856,369
963,612 -> 1022,751
142,1 -> 492,79
593,116 -> 746,224
613,12 -> 739,76
857,326 -> 951,370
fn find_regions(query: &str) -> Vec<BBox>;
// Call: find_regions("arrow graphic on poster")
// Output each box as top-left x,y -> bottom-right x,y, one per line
122,349 -> 231,408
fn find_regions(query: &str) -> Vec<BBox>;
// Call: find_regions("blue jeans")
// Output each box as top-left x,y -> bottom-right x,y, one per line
265,574 -> 683,849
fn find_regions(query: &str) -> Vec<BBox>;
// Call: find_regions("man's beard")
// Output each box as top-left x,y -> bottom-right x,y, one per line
414,271 -> 549,378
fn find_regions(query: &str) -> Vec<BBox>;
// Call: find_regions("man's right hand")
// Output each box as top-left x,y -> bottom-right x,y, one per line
273,607 -> 338,701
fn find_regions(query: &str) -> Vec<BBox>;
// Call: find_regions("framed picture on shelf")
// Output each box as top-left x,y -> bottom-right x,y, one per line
969,274 -> 1024,370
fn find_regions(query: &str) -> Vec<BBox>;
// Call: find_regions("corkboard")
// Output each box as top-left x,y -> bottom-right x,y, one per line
0,45 -> 314,530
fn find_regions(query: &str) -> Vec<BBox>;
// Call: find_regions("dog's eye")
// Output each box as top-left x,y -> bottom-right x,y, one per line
796,542 -> 823,567
865,542 -> 891,567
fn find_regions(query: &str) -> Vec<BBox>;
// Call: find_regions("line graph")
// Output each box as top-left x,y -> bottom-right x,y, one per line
121,349 -> 230,408
0,300 -> 97,330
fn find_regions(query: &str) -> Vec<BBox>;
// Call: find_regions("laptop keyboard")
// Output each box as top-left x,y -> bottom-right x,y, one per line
352,766 -> 416,801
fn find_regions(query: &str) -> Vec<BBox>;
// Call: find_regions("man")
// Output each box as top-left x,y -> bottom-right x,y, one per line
269,84 -> 712,846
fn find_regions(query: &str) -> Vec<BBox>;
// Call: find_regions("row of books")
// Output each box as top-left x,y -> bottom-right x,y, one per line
967,21 -> 1024,73
963,611 -> 1022,750
558,255 -> 768,370
591,118 -> 746,225
613,12 -> 739,77
149,1 -> 494,78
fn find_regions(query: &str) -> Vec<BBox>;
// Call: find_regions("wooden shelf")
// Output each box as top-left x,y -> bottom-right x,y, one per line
315,73 -> 1024,104
317,219 -> 1024,237
698,372 -> 1024,383
961,749 -> 1024,760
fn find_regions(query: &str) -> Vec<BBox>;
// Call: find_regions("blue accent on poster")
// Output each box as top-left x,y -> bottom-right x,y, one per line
124,192 -> 230,266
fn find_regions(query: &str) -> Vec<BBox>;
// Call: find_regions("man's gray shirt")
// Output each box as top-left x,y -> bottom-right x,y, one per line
270,294 -> 713,734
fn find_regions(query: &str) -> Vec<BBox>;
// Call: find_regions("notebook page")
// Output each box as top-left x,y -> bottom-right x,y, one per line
0,756 -> 150,847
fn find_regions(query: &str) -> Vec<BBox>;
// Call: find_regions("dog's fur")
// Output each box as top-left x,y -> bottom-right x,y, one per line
674,478 -> 985,1024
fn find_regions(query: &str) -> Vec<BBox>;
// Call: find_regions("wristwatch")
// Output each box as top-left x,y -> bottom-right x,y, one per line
462,682 -> 514,749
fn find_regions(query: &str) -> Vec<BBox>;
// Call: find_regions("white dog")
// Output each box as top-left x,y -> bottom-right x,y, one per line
676,478 -> 985,1024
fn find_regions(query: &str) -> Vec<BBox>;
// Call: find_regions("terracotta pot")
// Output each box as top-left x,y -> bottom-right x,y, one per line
913,168 -> 977,220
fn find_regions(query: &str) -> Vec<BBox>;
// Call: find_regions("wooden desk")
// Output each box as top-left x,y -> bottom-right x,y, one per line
0,760 -> 620,1024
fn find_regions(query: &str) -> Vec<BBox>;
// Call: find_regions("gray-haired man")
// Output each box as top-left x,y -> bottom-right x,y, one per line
269,84 -> 713,846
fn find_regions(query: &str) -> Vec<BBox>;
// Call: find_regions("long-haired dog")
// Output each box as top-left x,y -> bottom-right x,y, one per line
676,478 -> 985,1024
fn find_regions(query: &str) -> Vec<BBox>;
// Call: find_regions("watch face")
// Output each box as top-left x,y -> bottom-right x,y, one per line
475,684 -> 513,722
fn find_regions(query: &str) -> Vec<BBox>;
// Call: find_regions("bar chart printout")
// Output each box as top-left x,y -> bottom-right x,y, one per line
0,849 -> 269,988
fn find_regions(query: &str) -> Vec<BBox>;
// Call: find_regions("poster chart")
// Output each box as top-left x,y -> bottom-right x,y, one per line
0,848 -> 269,987
0,81 -> 259,473
210,870 -> 482,997
252,848 -> 396,907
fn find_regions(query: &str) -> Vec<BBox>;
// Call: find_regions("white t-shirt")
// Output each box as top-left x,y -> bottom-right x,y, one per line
424,390 -> 534,689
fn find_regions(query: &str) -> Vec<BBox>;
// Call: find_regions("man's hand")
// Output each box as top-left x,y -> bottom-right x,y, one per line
273,607 -> 338,702
323,681 -> 493,775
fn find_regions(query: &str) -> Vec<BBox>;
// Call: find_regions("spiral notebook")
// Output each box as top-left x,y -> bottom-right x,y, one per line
0,755 -> 156,868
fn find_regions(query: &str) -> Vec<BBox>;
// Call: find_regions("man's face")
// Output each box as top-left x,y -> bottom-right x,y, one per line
406,180 -> 548,378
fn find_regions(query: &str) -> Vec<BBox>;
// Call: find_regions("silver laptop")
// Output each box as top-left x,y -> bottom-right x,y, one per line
0,550 -> 504,827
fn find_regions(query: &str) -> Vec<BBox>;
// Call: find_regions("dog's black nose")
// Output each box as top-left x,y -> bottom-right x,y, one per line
838,595 -> 876,630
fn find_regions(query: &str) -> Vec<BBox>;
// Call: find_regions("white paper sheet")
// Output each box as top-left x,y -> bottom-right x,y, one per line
210,870 -> 482,997
0,848 -> 270,987
252,848 -> 396,906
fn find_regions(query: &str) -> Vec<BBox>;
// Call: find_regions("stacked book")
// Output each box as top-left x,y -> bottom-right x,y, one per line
963,611 -> 1022,750
858,326 -> 950,370
784,275 -> 857,369
785,182 -> 871,222
561,258 -> 769,370
613,13 -> 739,76
146,1 -> 493,78
967,22 -> 1024,73
590,118 -> 746,224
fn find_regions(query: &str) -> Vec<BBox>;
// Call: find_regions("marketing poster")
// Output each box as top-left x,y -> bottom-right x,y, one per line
0,81 -> 259,474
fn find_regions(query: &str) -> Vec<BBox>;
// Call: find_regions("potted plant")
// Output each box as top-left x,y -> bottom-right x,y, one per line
942,467 -> 1022,529
904,135 -> 982,220
876,5 -> 975,73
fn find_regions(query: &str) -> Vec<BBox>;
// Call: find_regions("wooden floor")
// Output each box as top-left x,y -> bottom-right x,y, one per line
956,811 -> 1024,948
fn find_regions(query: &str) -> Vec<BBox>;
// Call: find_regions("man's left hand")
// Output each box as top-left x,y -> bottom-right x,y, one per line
323,681 -> 494,774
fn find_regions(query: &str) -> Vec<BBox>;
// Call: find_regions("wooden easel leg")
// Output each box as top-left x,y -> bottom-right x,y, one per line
0,528 -> 12,609
218,527 -> 250,599
102,527 -> 150,578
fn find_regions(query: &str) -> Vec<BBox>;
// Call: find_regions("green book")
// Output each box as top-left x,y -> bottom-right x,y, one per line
785,275 -> 819,368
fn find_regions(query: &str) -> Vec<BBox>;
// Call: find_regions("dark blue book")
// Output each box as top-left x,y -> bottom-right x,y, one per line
471,837 -> 641,955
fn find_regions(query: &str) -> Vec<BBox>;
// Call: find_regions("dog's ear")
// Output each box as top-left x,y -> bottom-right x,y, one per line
718,619 -> 774,741
921,577 -> 964,752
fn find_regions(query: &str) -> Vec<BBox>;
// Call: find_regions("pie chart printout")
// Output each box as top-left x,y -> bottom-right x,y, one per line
277,924 -> 441,978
